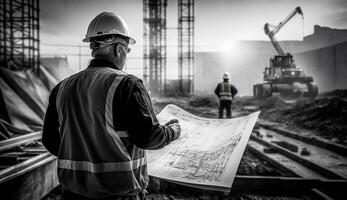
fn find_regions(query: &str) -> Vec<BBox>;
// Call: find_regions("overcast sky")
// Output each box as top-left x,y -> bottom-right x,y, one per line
39,0 -> 347,73
40,0 -> 347,47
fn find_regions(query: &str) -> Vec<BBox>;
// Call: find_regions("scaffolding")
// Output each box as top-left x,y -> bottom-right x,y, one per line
0,0 -> 40,71
178,0 -> 194,95
143,0 -> 167,95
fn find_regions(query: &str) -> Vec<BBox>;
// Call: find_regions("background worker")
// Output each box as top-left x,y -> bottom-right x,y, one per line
42,12 -> 181,200
215,72 -> 238,118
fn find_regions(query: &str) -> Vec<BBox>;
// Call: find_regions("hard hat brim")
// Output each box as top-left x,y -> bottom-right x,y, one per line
83,33 -> 136,44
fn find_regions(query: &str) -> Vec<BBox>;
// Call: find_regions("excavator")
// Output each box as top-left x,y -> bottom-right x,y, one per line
253,7 -> 318,99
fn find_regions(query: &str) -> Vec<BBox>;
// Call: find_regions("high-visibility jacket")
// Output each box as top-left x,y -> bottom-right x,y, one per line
214,81 -> 238,102
218,82 -> 233,101
55,67 -> 147,198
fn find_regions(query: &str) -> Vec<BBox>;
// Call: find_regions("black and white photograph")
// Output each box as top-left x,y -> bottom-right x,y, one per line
0,0 -> 346,199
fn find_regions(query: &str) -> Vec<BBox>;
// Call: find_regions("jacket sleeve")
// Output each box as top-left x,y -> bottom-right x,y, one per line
124,78 -> 178,150
42,83 -> 61,156
215,83 -> 220,97
230,84 -> 238,97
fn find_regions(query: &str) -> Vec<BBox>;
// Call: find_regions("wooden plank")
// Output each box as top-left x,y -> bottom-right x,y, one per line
309,188 -> 334,200
251,135 -> 347,180
232,176 -> 347,199
247,144 -> 301,177
149,175 -> 347,199
23,147 -> 46,153
0,153 -> 51,183
258,122 -> 347,157
0,155 -> 58,200
0,131 -> 41,152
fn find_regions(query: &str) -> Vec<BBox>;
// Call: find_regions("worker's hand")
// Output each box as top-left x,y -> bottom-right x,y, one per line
165,119 -> 179,126
166,120 -> 181,140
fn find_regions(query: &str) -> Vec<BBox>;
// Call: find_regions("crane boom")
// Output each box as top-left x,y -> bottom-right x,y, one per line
264,7 -> 303,56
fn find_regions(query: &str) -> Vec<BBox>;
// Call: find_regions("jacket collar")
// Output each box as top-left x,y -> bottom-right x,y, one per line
88,58 -> 119,70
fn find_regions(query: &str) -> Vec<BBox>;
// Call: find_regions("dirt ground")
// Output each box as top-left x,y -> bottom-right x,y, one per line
231,89 -> 347,145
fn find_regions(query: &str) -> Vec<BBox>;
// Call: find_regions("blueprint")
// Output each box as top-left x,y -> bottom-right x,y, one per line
147,104 -> 260,192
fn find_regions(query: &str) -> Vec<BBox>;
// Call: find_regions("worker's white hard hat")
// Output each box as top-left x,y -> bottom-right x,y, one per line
83,12 -> 136,44
223,72 -> 231,79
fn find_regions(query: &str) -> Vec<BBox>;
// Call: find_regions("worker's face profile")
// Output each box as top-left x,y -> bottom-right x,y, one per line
119,43 -> 131,54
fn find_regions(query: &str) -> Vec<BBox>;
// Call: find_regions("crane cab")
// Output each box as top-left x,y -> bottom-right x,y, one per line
263,54 -> 306,82
271,54 -> 295,68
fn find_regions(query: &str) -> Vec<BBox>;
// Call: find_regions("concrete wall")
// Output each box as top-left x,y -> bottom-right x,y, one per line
294,41 -> 347,92
304,25 -> 347,50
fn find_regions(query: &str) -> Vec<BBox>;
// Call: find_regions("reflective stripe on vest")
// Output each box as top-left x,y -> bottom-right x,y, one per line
105,75 -> 131,160
58,157 -> 146,173
219,82 -> 232,101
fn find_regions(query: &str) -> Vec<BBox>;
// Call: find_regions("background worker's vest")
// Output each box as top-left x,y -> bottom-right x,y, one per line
56,67 -> 147,198
219,82 -> 233,101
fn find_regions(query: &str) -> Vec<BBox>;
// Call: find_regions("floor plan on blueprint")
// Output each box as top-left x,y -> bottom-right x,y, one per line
147,104 -> 260,192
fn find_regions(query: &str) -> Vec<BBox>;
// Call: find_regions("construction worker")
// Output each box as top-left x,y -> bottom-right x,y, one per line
42,12 -> 181,200
215,72 -> 238,118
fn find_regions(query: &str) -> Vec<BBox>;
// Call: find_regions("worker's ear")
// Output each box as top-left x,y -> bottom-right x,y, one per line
113,44 -> 121,57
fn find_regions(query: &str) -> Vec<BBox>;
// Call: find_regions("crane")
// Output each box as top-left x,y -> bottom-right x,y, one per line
253,7 -> 318,100
264,6 -> 303,56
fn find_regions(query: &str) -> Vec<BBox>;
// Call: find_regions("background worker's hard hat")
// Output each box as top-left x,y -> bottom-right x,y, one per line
83,12 -> 136,44
223,72 -> 231,79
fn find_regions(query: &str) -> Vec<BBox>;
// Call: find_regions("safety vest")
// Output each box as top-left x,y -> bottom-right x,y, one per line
56,67 -> 147,198
219,82 -> 233,101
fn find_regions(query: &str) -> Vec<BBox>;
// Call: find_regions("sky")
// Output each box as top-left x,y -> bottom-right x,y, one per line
39,0 -> 347,73
40,0 -> 347,45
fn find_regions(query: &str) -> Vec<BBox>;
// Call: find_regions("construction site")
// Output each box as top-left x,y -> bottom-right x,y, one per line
1,0 -> 347,199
